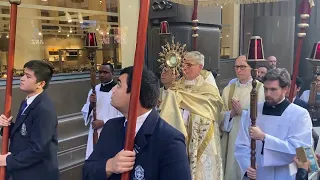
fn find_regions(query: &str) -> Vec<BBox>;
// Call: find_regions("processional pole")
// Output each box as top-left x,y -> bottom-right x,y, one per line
84,32 -> 99,145
288,0 -> 314,102
247,36 -> 265,180
191,0 -> 198,50
0,1 -> 20,180
121,0 -> 150,179
306,42 -> 320,122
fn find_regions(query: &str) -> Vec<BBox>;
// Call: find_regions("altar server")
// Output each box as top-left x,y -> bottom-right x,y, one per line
82,63 -> 120,159
235,68 -> 313,180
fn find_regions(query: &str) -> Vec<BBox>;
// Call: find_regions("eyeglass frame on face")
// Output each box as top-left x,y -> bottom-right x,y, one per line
233,65 -> 248,70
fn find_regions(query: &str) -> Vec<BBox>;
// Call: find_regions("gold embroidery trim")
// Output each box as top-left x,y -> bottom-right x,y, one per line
197,119 -> 214,161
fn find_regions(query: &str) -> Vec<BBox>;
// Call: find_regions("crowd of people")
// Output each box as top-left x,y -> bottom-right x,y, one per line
0,50 -> 318,180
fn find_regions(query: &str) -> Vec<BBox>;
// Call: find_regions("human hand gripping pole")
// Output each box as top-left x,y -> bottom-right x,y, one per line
0,1 -> 20,180
121,0 -> 150,180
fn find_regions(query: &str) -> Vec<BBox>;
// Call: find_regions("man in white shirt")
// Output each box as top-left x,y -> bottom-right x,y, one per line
82,66 -> 191,180
300,73 -> 320,102
235,68 -> 313,180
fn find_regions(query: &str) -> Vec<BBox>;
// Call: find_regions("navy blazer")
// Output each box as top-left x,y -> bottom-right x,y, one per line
294,97 -> 309,110
5,92 -> 59,180
82,109 -> 191,180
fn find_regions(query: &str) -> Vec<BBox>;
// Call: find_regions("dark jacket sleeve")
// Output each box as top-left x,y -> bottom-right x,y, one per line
82,122 -> 110,180
159,133 -> 191,180
6,107 -> 57,171
295,168 -> 308,180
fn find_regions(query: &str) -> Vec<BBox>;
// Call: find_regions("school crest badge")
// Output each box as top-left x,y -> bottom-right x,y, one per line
20,123 -> 27,136
133,165 -> 145,180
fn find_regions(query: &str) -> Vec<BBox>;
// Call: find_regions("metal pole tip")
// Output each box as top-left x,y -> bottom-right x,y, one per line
9,0 -> 21,5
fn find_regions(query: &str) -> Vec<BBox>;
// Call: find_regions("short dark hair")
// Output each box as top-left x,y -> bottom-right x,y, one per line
120,66 -> 160,109
101,62 -> 114,73
263,68 -> 290,88
24,60 -> 54,89
290,75 -> 303,88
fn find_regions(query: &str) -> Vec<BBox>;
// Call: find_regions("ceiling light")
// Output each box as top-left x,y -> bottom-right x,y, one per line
65,12 -> 72,23
67,34 -> 70,37
69,27 -> 72,33
38,32 -> 42,36
58,26 -> 61,33
6,34 -> 9,38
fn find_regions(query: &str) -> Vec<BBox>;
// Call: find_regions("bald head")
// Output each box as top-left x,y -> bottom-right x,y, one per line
267,56 -> 277,69
234,55 -> 251,83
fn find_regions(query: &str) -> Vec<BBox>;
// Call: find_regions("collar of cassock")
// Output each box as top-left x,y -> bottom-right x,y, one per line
235,77 -> 253,88
262,98 -> 290,116
100,80 -> 116,92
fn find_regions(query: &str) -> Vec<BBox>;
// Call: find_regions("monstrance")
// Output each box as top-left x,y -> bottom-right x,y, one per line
157,38 -> 187,85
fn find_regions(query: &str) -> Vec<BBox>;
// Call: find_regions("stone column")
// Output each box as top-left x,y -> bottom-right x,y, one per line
88,0 -> 106,65
118,0 -> 139,68
14,0 -> 44,69
222,4 -> 240,58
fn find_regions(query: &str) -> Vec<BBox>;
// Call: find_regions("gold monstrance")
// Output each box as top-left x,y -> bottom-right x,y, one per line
158,38 -> 187,85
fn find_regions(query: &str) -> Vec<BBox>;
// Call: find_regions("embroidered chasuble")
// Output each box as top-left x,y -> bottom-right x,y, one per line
220,80 -> 264,180
158,75 -> 224,180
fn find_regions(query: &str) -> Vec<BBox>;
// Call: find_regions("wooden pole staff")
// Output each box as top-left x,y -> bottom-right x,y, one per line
0,0 -> 20,179
191,0 -> 198,50
308,66 -> 318,118
121,0 -> 150,179
247,36 -> 264,180
89,52 -> 98,145
250,43 -> 258,180
288,0 -> 312,102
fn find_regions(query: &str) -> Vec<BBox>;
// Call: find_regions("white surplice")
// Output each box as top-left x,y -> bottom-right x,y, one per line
234,102 -> 313,180
81,84 -> 121,159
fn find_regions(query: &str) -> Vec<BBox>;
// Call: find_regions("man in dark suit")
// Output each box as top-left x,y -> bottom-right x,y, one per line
0,60 -> 58,180
82,66 -> 191,180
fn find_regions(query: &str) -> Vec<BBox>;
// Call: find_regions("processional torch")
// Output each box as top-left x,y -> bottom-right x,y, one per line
84,32 -> 99,145
121,0 -> 150,179
0,0 -> 20,180
247,36 -> 266,180
159,21 -> 171,45
288,0 -> 314,102
306,42 -> 320,123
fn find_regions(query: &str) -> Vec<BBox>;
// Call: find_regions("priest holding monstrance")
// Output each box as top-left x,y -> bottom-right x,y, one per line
158,40 -> 224,180
234,38 -> 312,180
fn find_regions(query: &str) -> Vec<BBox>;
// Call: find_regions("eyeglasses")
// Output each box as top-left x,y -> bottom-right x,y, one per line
233,65 -> 248,70
183,63 -> 198,68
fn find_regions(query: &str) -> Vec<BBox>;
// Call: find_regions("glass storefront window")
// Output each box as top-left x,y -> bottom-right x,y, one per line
0,0 -> 122,77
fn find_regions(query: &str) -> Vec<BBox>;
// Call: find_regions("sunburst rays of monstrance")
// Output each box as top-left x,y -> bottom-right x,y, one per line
158,39 -> 187,81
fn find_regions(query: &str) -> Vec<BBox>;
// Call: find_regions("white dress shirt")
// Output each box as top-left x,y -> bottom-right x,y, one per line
22,93 -> 41,114
124,110 -> 152,135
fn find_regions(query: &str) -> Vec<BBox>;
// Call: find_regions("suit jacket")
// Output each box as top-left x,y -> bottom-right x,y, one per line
82,109 -> 191,180
5,91 -> 59,180
293,97 -> 309,110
